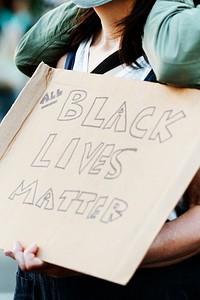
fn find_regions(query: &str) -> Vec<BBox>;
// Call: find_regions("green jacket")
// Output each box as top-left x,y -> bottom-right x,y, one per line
15,0 -> 200,87
15,2 -> 78,77
143,0 -> 200,87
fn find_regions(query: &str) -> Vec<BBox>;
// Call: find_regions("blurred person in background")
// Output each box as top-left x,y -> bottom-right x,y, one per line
0,1 -> 13,31
0,0 -> 32,121
0,1 -> 16,120
0,0 -> 48,121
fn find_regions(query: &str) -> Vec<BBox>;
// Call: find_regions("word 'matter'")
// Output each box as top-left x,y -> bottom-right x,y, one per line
9,179 -> 128,223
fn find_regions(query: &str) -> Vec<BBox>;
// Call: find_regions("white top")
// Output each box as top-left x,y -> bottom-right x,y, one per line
73,36 -> 152,80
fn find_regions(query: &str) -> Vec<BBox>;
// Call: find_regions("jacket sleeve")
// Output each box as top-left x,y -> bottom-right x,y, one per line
143,0 -> 200,87
14,2 -> 78,77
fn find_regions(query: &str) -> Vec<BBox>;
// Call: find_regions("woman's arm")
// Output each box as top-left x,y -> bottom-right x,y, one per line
142,205 -> 200,267
14,2 -> 78,77
187,168 -> 200,208
15,0 -> 200,87
143,0 -> 200,87
142,169 -> 200,267
5,169 -> 200,274
6,204 -> 200,276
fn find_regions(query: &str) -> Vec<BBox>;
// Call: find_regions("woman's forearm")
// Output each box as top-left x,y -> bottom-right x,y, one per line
15,2 -> 78,77
141,206 -> 200,268
143,0 -> 200,87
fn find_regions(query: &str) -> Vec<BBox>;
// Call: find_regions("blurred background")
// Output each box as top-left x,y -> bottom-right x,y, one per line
0,1 -> 66,298
0,0 -> 67,121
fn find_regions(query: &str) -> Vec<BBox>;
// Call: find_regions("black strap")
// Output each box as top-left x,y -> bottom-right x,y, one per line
64,50 -> 122,74
64,51 -> 76,70
91,51 -> 121,74
144,69 -> 156,82
64,49 -> 157,82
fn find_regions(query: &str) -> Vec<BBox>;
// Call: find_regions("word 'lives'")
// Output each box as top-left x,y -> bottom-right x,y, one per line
9,180 -> 128,223
31,135 -> 137,180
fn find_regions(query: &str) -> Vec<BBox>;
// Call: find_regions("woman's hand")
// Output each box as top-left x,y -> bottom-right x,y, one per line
4,241 -> 80,278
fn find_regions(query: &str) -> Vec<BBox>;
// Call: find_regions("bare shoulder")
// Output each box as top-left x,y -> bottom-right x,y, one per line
56,54 -> 67,69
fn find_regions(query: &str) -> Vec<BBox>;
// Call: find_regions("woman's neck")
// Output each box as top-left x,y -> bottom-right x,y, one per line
88,31 -> 120,72
88,0 -> 135,72
91,28 -> 120,52
93,0 -> 134,41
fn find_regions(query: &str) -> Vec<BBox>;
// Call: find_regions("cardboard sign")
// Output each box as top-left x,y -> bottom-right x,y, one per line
0,62 -> 199,285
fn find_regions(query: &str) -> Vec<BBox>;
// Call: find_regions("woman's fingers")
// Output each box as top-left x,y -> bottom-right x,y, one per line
5,241 -> 48,272
12,241 -> 26,271
23,243 -> 43,271
5,241 -> 80,277
4,250 -> 15,260
11,241 -> 42,272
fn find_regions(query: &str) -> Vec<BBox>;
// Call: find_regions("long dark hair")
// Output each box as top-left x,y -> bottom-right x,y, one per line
67,0 -> 156,66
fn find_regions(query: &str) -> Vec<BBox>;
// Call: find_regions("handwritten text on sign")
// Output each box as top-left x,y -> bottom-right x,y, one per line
8,88 -> 186,223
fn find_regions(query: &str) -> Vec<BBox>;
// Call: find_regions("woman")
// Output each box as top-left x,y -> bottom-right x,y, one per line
6,1 -> 200,299
14,0 -> 200,87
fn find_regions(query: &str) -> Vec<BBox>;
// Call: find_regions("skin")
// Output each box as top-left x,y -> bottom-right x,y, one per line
57,0 -> 135,71
188,168 -> 200,208
5,0 -> 200,277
